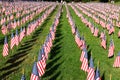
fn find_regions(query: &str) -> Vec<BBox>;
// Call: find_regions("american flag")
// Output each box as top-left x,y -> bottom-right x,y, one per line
50,26 -> 55,40
95,67 -> 101,80
19,27 -> 25,42
41,47 -> 46,69
1,24 -> 7,35
108,39 -> 114,57
2,36 -> 9,57
75,28 -> 82,47
37,50 -> 45,76
100,31 -> 105,40
10,32 -> 15,49
101,36 -> 106,49
27,25 -> 31,36
80,37 -> 87,50
21,74 -> 26,80
81,49 -> 88,72
113,52 -> 120,68
46,35 -> 51,51
90,26 -> 94,34
87,57 -> 95,80
30,62 -> 40,80
80,48 -> 87,62
93,27 -> 99,37
15,29 -> 19,46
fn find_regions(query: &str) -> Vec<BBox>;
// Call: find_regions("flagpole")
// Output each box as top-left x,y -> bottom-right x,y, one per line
110,74 -> 112,80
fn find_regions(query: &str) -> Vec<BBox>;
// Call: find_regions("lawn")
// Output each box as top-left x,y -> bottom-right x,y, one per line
0,2 -> 120,80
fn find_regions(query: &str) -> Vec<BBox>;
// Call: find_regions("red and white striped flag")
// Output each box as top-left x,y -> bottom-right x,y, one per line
81,49 -> 88,72
1,24 -> 7,35
10,32 -> 15,49
37,48 -> 46,77
30,62 -> 40,80
2,36 -> 9,57
80,48 -> 87,62
113,52 -> 120,68
87,57 -> 95,80
101,36 -> 106,49
15,29 -> 19,46
108,39 -> 114,57
93,27 -> 99,37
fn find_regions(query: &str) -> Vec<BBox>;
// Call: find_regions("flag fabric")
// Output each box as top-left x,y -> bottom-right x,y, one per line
41,47 -> 46,69
10,32 -> 15,49
87,57 -> 95,80
100,31 -> 105,40
113,52 -> 120,68
21,74 -> 26,80
108,39 -> 114,57
75,28 -> 82,47
1,24 -> 7,35
2,36 -> 9,57
20,27 -> 25,42
80,48 -> 87,62
30,62 -> 40,80
95,67 -> 101,80
93,27 -> 99,37
15,29 -> 19,46
101,36 -> 106,49
81,49 -> 88,72
37,49 -> 45,77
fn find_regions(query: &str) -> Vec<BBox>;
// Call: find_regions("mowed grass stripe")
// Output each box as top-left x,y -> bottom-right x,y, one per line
42,5 -> 82,80
69,5 -> 120,80
0,5 -> 58,80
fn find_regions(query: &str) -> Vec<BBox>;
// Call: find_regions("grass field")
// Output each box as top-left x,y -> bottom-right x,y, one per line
0,4 -> 58,80
0,3 -> 120,80
68,4 -> 120,80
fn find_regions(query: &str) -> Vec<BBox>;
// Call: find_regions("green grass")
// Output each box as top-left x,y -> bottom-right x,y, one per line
42,5 -> 84,80
0,5 -> 58,80
69,4 -> 120,80
0,3 -> 120,80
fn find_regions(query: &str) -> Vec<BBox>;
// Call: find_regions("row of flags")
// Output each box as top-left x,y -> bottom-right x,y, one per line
76,4 -> 114,36
67,4 -> 120,80
73,2 -> 120,67
2,4 -> 57,57
74,4 -> 115,59
0,2 -> 51,20
30,4 -> 62,80
1,3 -> 51,35
71,3 -> 120,68
79,3 -> 120,27
66,4 -> 101,80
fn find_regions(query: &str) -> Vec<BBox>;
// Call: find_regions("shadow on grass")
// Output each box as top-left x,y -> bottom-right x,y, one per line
0,67 -> 20,80
49,71 -> 61,80
42,19 -> 63,79
0,36 -> 4,45
0,58 -> 26,72
0,58 -> 26,79
88,49 -> 91,60
32,6 -> 58,39
101,72 -> 105,80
